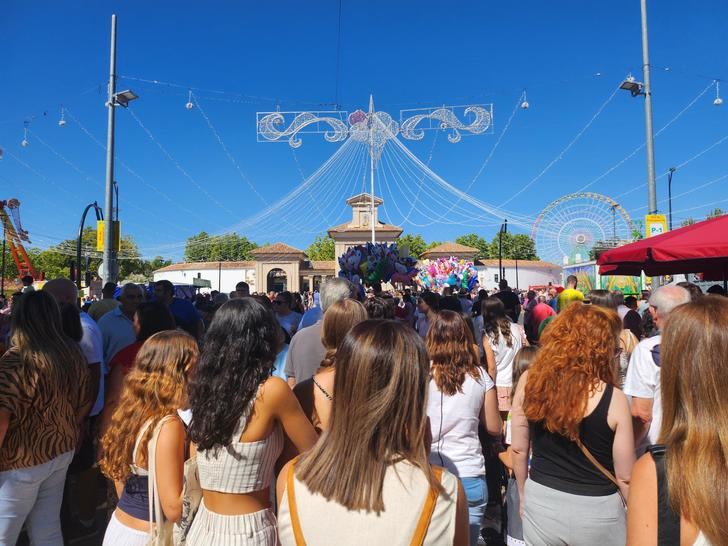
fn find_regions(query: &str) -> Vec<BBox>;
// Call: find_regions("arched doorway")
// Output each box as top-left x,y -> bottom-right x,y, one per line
267,268 -> 287,293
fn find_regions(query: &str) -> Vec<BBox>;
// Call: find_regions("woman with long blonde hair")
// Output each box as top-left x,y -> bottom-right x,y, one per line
426,311 -> 501,546
277,320 -> 469,545
100,330 -> 199,546
627,297 -> 728,545
511,303 -> 635,545
293,298 -> 368,432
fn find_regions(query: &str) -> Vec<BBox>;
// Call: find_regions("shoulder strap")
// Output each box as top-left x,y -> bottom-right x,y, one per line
132,419 -> 155,467
409,466 -> 443,546
647,445 -> 681,545
232,386 -> 262,441
286,457 -> 307,546
575,438 -> 626,507
575,438 -> 619,487
147,415 -> 178,544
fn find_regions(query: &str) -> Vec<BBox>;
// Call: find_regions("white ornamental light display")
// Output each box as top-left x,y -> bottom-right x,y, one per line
257,95 -> 493,243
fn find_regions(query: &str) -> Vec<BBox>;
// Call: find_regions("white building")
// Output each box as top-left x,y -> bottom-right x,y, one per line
476,259 -> 562,291
153,261 -> 256,294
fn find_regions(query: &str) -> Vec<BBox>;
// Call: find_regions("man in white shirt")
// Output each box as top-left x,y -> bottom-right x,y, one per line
623,284 -> 690,455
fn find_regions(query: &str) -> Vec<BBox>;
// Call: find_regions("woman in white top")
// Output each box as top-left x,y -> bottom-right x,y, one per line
277,319 -> 469,546
187,299 -> 317,546
627,297 -> 728,546
426,311 -> 502,546
481,297 -> 525,414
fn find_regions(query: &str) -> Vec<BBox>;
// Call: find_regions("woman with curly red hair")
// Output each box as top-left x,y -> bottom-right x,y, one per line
511,303 -> 635,545
426,311 -> 501,546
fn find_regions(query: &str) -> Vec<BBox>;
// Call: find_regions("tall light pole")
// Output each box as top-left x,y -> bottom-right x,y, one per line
667,167 -> 676,230
498,219 -> 508,284
102,15 -> 137,284
640,0 -> 657,214
102,14 -> 118,285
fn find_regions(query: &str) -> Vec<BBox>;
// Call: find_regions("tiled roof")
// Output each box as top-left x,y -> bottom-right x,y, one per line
422,242 -> 479,257
476,259 -> 562,269
154,261 -> 255,273
250,242 -> 305,255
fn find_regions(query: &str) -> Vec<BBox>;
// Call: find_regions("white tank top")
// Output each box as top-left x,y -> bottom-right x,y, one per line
278,461 -> 458,546
196,390 -> 283,494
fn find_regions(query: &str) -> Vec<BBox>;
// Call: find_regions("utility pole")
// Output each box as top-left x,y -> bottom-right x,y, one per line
368,95 -> 376,244
667,167 -> 676,230
102,14 -> 118,284
498,219 -> 508,284
640,0 -> 657,214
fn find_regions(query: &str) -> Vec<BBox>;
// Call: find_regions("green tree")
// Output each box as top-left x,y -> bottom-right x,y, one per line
3,227 -> 170,284
680,217 -> 696,228
184,231 -> 258,262
398,233 -> 428,259
305,234 -> 336,261
631,220 -> 644,241
455,233 -> 490,259
488,233 -> 539,261
707,208 -> 724,219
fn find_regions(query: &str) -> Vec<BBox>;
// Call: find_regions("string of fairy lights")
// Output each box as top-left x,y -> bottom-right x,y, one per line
0,68 -> 725,260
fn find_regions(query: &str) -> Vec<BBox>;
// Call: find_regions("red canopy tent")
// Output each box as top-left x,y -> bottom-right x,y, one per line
597,215 -> 728,282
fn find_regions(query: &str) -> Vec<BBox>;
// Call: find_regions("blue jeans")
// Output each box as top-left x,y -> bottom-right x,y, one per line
460,475 -> 488,546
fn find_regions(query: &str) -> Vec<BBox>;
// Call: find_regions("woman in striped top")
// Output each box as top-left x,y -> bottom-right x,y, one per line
187,298 -> 317,546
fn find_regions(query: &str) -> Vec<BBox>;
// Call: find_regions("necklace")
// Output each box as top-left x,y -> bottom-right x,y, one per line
312,377 -> 333,401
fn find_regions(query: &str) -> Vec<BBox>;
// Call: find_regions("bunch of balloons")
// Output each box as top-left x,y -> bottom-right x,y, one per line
338,243 -> 418,287
415,256 -> 479,291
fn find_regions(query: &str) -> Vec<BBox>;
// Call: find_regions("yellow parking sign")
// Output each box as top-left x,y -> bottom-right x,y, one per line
96,220 -> 121,252
645,214 -> 667,238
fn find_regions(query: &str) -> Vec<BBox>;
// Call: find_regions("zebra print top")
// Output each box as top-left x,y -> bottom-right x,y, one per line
0,347 -> 90,471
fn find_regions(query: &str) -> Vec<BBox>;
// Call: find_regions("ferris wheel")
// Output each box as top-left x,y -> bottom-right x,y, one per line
531,192 -> 633,265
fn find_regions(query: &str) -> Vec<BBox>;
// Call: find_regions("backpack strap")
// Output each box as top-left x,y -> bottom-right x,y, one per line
409,465 -> 443,546
647,445 -> 681,545
286,458 -> 307,546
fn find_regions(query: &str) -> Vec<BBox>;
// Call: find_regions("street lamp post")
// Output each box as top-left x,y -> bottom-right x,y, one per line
498,219 -> 508,283
102,14 -> 137,285
77,202 -> 103,293
640,0 -> 657,214
667,167 -> 676,230
619,0 -> 658,215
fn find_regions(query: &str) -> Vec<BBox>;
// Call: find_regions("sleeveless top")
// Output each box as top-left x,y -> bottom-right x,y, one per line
197,389 -> 284,494
529,384 -> 617,496
277,460 -> 459,546
117,416 -> 176,522
649,445 -> 713,546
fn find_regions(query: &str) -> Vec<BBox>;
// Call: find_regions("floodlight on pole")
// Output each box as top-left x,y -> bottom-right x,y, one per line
112,89 -> 139,108
619,75 -> 644,97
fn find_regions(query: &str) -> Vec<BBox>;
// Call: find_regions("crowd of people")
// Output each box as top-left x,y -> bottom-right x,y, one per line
0,272 -> 726,546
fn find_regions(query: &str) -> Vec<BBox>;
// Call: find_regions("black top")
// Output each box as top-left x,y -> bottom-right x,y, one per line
529,384 -> 617,496
648,444 -> 681,545
495,290 -> 520,322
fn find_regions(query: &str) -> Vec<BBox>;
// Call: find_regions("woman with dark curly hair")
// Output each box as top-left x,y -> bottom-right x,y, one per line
426,311 -> 501,546
187,298 -> 317,546
511,303 -> 635,545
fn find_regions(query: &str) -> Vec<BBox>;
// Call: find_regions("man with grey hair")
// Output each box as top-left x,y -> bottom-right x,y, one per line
284,277 -> 356,386
97,282 -> 144,364
624,284 -> 690,454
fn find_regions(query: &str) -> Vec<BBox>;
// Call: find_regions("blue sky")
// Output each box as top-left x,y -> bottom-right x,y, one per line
2,0 -> 727,261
